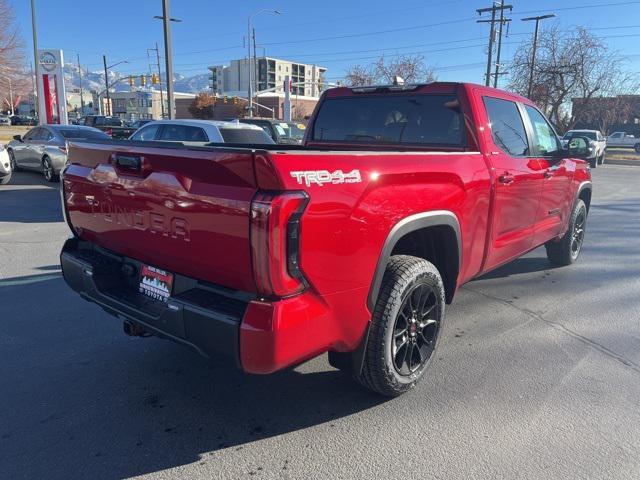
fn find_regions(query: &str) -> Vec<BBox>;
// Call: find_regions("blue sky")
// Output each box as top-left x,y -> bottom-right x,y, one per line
11,0 -> 640,86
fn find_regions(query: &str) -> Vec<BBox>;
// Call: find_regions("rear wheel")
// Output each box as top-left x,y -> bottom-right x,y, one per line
354,255 -> 445,397
545,199 -> 587,266
42,156 -> 58,182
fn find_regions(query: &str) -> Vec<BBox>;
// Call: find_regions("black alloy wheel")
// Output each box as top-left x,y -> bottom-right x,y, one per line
392,283 -> 439,375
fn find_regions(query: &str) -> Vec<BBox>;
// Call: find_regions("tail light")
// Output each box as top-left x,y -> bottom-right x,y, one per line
250,191 -> 309,297
105,128 -> 113,137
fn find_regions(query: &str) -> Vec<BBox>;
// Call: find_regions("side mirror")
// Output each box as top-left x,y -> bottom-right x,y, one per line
567,136 -> 592,159
13,134 -> 22,142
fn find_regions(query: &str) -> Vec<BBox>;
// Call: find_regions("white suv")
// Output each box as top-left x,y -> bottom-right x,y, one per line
0,143 -> 11,185
129,119 -> 275,145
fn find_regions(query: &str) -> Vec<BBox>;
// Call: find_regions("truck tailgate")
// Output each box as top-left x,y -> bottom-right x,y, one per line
63,141 -> 258,293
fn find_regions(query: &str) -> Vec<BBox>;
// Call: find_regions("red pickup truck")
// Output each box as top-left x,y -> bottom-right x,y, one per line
59,82 -> 592,396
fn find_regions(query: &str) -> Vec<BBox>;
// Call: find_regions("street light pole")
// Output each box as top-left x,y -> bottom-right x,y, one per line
522,14 -> 555,98
247,9 -> 281,118
30,0 -> 41,123
8,78 -> 14,116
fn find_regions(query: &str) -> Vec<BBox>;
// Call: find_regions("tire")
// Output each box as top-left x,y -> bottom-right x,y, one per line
545,199 -> 587,266
8,149 -> 18,172
634,143 -> 640,154
0,172 -> 10,185
589,157 -> 597,169
354,255 -> 445,397
598,152 -> 605,165
42,156 -> 58,182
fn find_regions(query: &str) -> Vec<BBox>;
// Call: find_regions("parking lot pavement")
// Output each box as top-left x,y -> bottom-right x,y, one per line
1,168 -> 639,480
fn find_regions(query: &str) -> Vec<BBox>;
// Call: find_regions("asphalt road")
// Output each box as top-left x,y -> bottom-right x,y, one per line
1,167 -> 639,480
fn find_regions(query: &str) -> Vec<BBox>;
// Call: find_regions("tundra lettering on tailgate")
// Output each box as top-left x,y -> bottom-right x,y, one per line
290,169 -> 362,187
86,196 -> 190,242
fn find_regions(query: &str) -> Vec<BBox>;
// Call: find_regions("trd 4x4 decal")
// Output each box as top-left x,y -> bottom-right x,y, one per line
290,169 -> 362,187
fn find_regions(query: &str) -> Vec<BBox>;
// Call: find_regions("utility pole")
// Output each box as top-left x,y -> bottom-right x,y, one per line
30,0 -> 41,123
103,55 -> 110,116
477,2 -> 512,87
154,0 -> 180,119
77,54 -> 85,114
8,78 -> 14,116
247,10 -> 281,118
253,28 -> 258,97
148,43 -> 165,118
522,14 -> 556,98
492,0 -> 512,88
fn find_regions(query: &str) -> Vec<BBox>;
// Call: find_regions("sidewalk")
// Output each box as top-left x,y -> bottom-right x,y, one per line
605,148 -> 640,166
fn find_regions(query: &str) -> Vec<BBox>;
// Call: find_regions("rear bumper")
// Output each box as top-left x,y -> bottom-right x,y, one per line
60,238 -> 245,365
60,238 -> 353,374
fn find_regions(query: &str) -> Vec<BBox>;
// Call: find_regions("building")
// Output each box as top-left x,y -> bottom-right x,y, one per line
209,57 -> 327,98
572,95 -> 640,136
90,89 -> 195,121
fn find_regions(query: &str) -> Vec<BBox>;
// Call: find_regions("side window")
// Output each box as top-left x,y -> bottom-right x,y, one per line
524,105 -> 561,156
183,126 -> 208,142
483,97 -> 529,156
23,128 -> 39,141
158,124 -> 185,141
130,124 -> 160,141
42,129 -> 54,141
611,132 -> 621,138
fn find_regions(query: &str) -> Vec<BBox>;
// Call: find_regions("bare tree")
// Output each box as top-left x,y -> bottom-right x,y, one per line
345,54 -> 436,87
508,26 -> 639,131
0,0 -> 30,112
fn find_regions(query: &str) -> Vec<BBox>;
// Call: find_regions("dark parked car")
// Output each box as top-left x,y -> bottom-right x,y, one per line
78,115 -> 137,139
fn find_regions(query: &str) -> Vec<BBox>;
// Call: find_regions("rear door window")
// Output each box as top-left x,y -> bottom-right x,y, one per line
311,94 -> 463,146
523,105 -> 561,156
483,97 -> 530,156
158,124 -> 209,142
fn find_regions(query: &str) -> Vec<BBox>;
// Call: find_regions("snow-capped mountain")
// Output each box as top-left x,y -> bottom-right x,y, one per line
63,64 -> 210,94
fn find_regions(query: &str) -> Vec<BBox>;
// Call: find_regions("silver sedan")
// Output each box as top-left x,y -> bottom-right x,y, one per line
6,125 -> 109,182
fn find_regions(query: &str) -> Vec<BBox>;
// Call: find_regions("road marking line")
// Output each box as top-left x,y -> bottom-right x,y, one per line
0,273 -> 62,287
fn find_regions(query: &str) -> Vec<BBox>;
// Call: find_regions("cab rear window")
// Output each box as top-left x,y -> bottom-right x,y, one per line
311,94 -> 463,146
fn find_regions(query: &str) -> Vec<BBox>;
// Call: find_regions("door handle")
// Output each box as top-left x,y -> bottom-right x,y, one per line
498,173 -> 514,184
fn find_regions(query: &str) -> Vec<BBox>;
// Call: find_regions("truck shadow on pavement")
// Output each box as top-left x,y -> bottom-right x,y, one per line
1,279 -> 387,479
0,172 -> 62,223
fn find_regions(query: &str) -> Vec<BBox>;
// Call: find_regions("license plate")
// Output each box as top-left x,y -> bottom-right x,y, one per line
139,264 -> 173,302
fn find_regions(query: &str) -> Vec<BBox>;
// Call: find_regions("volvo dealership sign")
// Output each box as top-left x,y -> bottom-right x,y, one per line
37,49 -> 68,124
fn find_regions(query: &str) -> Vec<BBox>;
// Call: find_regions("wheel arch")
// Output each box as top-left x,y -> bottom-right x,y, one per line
577,181 -> 592,213
367,211 -> 461,311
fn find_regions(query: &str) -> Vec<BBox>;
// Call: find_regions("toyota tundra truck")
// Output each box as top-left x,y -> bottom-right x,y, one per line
59,82 -> 592,396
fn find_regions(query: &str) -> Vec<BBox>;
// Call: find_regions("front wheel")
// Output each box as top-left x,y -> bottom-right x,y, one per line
545,199 -> 587,266
42,156 -> 58,182
354,255 -> 445,397
8,149 -> 18,172
589,157 -> 597,169
598,152 -> 605,165
0,173 -> 11,185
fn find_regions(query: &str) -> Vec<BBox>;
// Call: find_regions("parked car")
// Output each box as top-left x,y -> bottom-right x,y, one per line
562,129 -> 605,167
606,131 -> 640,152
239,118 -> 306,144
7,125 -> 109,182
60,81 -> 592,397
78,115 -> 137,139
0,116 -> 11,126
128,119 -> 275,144
0,143 -> 11,185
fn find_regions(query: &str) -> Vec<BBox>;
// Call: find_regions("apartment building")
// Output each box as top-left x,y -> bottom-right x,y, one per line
209,57 -> 327,98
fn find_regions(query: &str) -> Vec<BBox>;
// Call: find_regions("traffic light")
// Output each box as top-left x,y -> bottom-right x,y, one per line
233,96 -> 238,105
151,74 -> 159,85
140,75 -> 146,87
128,76 -> 135,87
223,96 -> 228,104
